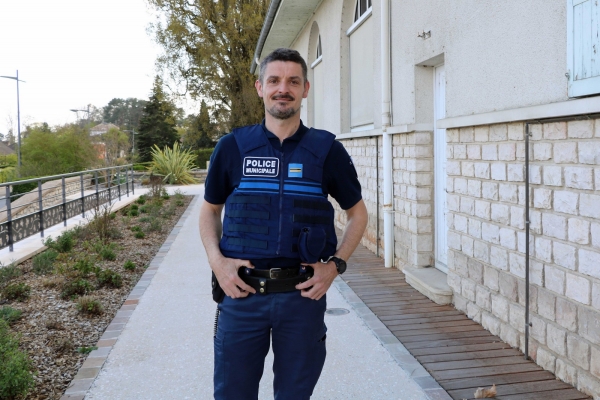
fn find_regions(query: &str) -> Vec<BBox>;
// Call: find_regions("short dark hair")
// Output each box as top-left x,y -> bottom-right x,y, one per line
258,48 -> 308,84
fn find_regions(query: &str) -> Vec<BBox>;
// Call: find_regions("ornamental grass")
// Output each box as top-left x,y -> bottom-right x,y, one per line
148,142 -> 198,185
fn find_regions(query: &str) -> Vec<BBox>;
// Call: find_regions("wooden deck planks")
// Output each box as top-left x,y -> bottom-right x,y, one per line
340,244 -> 591,400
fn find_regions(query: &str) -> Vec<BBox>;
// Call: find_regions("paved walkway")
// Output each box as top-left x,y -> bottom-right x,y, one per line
54,184 -> 442,399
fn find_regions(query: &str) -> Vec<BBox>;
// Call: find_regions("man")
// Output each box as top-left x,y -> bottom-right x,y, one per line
199,48 -> 367,400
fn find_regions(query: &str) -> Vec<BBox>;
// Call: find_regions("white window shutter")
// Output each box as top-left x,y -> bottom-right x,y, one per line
349,16 -> 374,128
568,0 -> 600,97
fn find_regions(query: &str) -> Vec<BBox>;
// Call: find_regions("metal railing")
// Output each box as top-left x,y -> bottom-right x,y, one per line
0,165 -> 134,252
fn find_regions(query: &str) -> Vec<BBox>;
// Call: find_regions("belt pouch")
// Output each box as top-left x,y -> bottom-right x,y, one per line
298,227 -> 326,264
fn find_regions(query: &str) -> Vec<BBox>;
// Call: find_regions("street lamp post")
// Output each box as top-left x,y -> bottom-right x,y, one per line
0,70 -> 25,168
123,129 -> 138,158
70,105 -> 91,123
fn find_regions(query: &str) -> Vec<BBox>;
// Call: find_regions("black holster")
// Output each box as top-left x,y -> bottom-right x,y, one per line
211,271 -> 225,303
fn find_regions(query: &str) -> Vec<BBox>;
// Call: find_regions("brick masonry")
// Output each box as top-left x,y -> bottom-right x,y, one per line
444,119 -> 600,397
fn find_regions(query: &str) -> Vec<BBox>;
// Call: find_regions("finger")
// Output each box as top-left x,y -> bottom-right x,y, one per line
235,277 -> 256,294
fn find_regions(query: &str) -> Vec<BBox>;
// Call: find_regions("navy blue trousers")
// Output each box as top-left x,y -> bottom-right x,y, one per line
214,291 -> 327,400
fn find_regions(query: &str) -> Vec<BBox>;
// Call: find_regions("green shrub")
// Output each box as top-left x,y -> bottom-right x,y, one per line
195,148 -> 214,170
123,260 -> 136,271
61,279 -> 93,300
88,205 -> 119,242
0,264 -> 21,287
98,243 -> 117,261
0,307 -> 22,325
161,188 -> 170,200
44,230 -> 74,253
175,199 -> 185,207
10,179 -> 39,201
134,231 -> 145,239
136,195 -> 147,205
109,212 -> 117,220
147,217 -> 163,232
0,319 -> 35,399
152,198 -> 164,208
3,283 -> 30,302
96,269 -> 123,288
128,209 -> 139,217
139,216 -> 150,223
76,346 -> 98,354
173,189 -> 185,200
130,204 -> 139,211
73,258 -> 97,277
32,250 -> 58,275
130,225 -> 141,232
76,296 -> 103,315
139,205 -> 148,214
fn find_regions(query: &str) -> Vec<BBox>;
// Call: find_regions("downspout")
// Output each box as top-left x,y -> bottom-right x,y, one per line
524,123 -> 531,360
250,0 -> 282,74
381,0 -> 393,268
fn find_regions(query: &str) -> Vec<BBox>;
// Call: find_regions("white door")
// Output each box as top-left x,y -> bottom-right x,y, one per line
434,64 -> 448,273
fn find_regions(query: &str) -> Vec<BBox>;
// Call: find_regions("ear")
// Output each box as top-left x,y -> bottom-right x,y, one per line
255,80 -> 264,98
302,80 -> 310,99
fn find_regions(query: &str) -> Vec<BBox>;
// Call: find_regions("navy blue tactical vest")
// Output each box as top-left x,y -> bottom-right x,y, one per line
219,124 -> 337,263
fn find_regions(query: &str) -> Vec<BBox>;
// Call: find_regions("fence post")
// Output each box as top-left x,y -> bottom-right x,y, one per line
6,185 -> 13,252
62,177 -> 67,226
108,169 -> 112,204
117,166 -> 122,201
125,166 -> 129,197
38,180 -> 44,238
131,165 -> 135,195
95,170 -> 99,209
80,173 -> 86,218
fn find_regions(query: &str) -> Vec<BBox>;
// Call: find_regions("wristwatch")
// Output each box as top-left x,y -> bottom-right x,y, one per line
322,256 -> 347,275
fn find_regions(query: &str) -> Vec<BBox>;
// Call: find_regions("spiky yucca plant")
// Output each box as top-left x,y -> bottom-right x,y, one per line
148,142 -> 197,185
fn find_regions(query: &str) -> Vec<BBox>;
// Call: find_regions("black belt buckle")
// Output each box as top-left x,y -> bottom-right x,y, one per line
269,268 -> 282,279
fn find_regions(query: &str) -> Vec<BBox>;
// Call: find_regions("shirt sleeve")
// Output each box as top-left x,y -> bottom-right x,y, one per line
323,141 -> 362,210
203,134 -> 241,205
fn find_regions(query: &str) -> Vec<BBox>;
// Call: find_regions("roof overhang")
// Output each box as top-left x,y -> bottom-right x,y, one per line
251,0 -> 323,74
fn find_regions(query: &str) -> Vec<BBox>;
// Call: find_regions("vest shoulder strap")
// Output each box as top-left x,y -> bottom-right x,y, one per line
232,125 -> 268,156
299,128 -> 336,165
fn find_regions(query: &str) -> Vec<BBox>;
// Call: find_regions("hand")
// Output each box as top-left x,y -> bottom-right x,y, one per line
211,256 -> 256,299
295,260 -> 338,300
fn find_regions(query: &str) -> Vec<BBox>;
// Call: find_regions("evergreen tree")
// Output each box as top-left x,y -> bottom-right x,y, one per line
183,100 -> 216,150
137,76 -> 180,162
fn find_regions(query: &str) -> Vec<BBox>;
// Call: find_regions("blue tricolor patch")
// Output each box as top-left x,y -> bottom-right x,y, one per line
288,163 -> 303,178
243,157 -> 279,177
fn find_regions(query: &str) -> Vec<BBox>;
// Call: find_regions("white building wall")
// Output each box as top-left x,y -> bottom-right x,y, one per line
283,1 -> 600,395
390,0 -> 568,124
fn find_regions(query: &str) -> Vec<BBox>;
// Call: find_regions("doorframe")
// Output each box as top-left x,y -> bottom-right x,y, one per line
433,64 -> 448,273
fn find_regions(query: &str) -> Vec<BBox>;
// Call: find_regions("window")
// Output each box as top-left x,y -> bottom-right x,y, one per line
354,0 -> 372,22
567,0 -> 600,97
348,0 -> 374,131
316,35 -> 322,59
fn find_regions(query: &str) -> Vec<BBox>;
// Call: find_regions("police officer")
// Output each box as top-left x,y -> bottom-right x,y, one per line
200,47 -> 368,400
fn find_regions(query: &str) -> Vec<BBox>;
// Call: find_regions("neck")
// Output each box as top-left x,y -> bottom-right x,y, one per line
264,114 -> 301,143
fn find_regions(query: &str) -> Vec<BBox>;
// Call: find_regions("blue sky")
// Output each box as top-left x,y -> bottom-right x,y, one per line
0,0 -> 166,132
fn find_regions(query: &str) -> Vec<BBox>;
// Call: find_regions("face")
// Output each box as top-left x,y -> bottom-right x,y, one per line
255,61 -> 310,120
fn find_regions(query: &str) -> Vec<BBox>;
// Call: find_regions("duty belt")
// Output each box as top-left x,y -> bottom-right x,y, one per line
239,267 -> 313,294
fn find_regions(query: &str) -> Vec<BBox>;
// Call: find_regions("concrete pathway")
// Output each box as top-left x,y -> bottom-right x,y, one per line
60,185 -> 438,399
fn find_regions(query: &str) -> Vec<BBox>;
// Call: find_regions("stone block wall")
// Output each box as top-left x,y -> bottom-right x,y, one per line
336,131 -> 434,270
391,132 -> 434,269
334,137 -> 381,255
446,119 -> 600,397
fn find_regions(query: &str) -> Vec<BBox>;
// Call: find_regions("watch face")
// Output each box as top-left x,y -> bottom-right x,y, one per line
333,257 -> 347,274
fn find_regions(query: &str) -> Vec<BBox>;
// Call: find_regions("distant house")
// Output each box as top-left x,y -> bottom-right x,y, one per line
90,123 -> 120,137
0,141 -> 15,156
